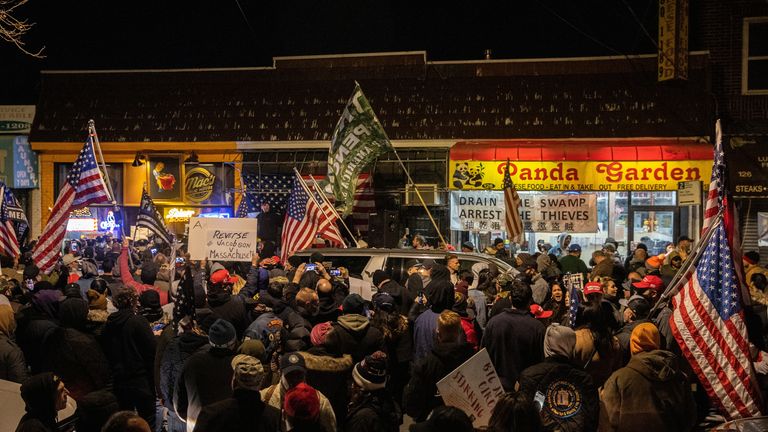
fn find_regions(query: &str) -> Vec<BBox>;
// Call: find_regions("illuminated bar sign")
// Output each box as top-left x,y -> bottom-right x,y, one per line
66,218 -> 98,232
164,207 -> 196,222
449,160 -> 712,192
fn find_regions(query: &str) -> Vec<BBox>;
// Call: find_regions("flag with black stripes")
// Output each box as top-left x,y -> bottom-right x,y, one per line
173,265 -> 196,326
136,188 -> 173,245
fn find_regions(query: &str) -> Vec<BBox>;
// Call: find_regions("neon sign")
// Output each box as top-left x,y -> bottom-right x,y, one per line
165,207 -> 196,222
99,211 -> 120,231
66,218 -> 97,232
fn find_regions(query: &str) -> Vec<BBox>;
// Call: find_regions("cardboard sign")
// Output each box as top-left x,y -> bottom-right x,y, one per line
188,217 -> 258,261
436,348 -> 505,428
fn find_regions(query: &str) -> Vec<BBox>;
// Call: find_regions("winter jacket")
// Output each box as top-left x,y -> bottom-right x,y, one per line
467,288 -> 488,329
119,247 -> 169,305
0,334 -> 27,383
615,319 -> 648,365
100,309 -> 157,387
0,304 -> 27,383
43,326 -> 110,402
346,389 -> 402,432
15,372 -> 59,432
573,329 -> 623,387
518,356 -> 599,432
159,331 -> 209,411
558,255 -> 588,281
412,309 -> 439,361
405,273 -> 424,300
403,341 -> 475,421
459,316 -> 479,351
261,382 -> 336,432
193,388 -> 281,432
272,301 -> 312,352
324,314 -> 384,363
481,308 -> 545,391
599,350 -> 696,432
175,346 -> 235,431
207,291 -> 252,340
301,349 -> 354,426
548,233 -> 571,258
243,265 -> 269,299
530,274 -> 550,305
14,300 -> 60,374
590,259 -> 614,279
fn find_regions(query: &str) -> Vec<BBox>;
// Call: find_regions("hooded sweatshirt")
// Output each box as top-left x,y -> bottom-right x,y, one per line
16,372 -> 59,432
599,350 -> 696,432
548,233 -> 571,258
325,314 -> 384,363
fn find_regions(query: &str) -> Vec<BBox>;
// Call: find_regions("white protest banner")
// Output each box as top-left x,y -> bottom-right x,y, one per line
451,192 -> 597,233
188,217 -> 258,261
450,190 -> 505,232
436,348 -> 505,428
525,193 -> 597,233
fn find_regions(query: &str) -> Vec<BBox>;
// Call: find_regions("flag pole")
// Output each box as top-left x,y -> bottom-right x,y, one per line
291,168 -> 349,248
649,209 -> 723,317
88,119 -> 125,238
391,149 -> 447,247
306,173 -> 360,248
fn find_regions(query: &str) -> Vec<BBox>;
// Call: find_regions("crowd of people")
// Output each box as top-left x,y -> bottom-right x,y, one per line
0,231 -> 766,432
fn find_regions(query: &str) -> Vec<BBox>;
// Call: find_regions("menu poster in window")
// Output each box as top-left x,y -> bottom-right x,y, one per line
147,155 -> 183,203
727,136 -> 768,197
188,217 -> 258,262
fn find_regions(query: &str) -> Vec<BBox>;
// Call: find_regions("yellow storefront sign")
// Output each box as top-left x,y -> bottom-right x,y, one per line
449,160 -> 712,191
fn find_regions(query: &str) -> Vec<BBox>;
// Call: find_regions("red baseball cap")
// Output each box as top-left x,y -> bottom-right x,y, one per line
529,304 -> 553,319
632,275 -> 664,290
583,282 -> 603,296
210,269 -> 239,285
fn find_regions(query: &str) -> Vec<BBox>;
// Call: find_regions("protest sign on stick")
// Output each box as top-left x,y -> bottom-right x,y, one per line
188,217 -> 258,262
436,348 -> 505,428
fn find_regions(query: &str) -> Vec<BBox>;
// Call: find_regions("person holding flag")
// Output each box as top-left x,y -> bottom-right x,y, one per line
0,182 -> 21,260
136,187 -> 173,246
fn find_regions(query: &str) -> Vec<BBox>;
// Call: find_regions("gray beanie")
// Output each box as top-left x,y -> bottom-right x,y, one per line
543,323 -> 576,360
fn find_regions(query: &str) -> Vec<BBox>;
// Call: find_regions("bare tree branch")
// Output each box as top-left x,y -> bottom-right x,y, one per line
0,0 -> 45,58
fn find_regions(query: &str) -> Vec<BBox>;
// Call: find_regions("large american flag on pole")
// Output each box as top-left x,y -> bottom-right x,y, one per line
669,120 -> 762,419
0,183 -> 20,258
503,159 -> 523,243
31,136 -> 111,273
701,120 -> 723,236
280,172 -> 345,262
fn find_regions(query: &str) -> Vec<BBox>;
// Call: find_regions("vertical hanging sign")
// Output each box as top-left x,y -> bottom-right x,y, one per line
658,0 -> 689,81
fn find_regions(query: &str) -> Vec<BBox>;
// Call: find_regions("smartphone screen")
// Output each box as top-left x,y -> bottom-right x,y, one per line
305,263 -> 316,271
329,269 -> 341,277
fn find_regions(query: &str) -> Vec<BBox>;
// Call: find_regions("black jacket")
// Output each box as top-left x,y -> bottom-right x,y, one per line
324,314 -> 385,363
193,388 -> 281,432
100,309 -> 156,386
174,346 -> 235,425
16,372 -> 58,432
402,341 -> 475,422
301,348 -> 354,426
0,334 -> 27,383
159,331 -> 209,411
14,306 -> 58,374
518,356 -> 599,432
377,280 -> 411,316
43,326 -> 110,402
345,389 -> 402,432
207,292 -> 251,341
481,308 -> 545,391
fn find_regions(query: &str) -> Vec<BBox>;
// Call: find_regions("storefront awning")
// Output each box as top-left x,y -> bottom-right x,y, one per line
450,138 -> 712,161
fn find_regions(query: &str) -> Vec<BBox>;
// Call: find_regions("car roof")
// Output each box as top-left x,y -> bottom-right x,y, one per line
294,248 -> 512,269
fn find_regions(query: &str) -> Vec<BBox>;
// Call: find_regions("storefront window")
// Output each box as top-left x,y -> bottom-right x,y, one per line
632,210 -> 675,256
630,191 -> 676,206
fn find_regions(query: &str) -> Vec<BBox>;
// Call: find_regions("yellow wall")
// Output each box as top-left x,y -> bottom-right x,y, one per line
33,142 -> 241,232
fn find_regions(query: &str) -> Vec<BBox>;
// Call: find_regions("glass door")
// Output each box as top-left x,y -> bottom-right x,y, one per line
628,192 -> 679,256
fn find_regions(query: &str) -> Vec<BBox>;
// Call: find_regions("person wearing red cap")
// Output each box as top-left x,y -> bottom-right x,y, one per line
206,263 -> 252,341
632,275 -> 675,352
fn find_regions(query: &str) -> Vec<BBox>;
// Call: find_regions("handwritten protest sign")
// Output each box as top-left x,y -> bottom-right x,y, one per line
188,217 -> 258,261
436,348 -> 505,428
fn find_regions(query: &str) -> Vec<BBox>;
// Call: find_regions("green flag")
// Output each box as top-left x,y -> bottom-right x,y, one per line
326,83 -> 392,217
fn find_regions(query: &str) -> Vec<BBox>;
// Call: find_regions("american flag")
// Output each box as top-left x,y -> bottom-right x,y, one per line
280,173 -> 345,262
0,183 -> 20,258
236,197 -> 250,218
32,135 -> 111,273
702,120 -> 723,236
136,188 -> 173,245
503,159 -> 523,243
241,173 -> 374,233
669,120 -> 761,420
565,273 -> 583,328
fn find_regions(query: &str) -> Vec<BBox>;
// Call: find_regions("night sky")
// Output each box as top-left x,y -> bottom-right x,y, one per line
3,0 -> 678,104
